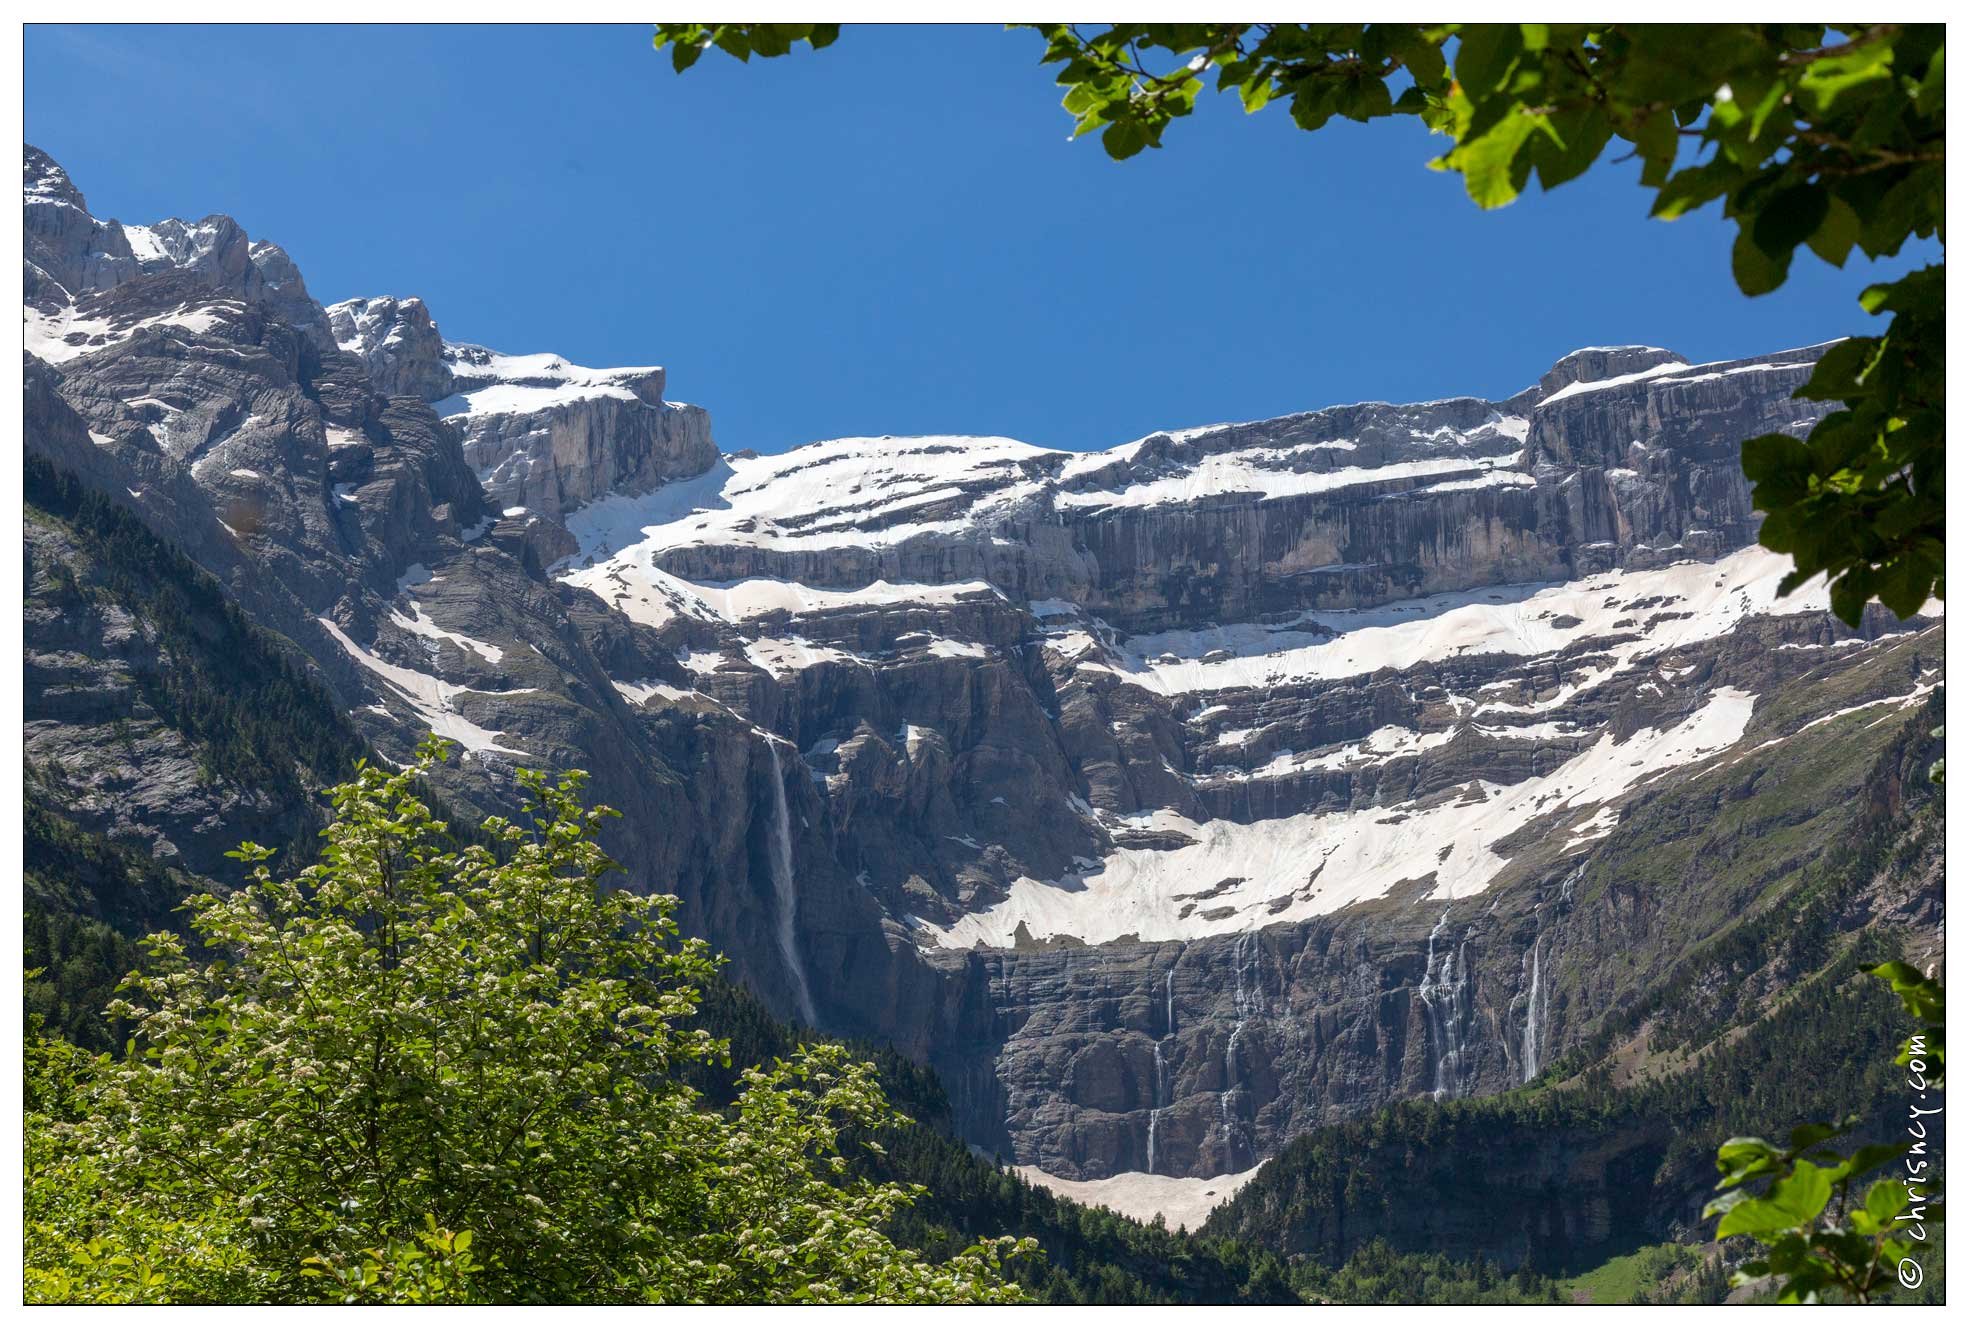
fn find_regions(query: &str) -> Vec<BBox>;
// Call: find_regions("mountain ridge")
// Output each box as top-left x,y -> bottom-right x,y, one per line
22,146 -> 1940,1219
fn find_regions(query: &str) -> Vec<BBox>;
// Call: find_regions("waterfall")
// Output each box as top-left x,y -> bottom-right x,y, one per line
766,742 -> 818,1026
1558,863 -> 1584,904
1147,987 -> 1181,1174
1223,933 -> 1260,1084
1229,933 -> 1262,1019
1416,908 -> 1472,1100
1147,959 -> 1181,1173
1218,1089 -> 1241,1169
1521,939 -> 1547,1082
1215,934 -> 1266,1170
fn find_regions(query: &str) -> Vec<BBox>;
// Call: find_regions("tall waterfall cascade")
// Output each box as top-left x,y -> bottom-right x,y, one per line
1417,908 -> 1474,1100
766,742 -> 818,1026
1521,939 -> 1548,1082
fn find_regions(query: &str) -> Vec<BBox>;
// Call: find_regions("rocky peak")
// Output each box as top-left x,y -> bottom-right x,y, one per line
433,343 -> 712,519
327,295 -> 454,400
1537,345 -> 1687,398
22,147 -> 333,349
24,143 -> 87,209
322,287 -> 713,519
439,344 -> 667,406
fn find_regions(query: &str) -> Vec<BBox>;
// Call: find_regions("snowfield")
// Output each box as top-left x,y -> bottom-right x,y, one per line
24,300 -> 237,364
1057,453 -> 1529,511
1012,1164 -> 1261,1230
1067,544 -> 1836,696
926,688 -> 1759,948
561,434 -> 1055,561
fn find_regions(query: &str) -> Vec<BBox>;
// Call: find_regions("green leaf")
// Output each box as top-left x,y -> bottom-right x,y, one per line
1531,108 -> 1614,191
1752,183 -> 1830,258
1837,1141 -> 1914,1182
1787,1122 -> 1842,1152
1453,25 -> 1522,95
1716,1197 -> 1801,1238
1876,554 -> 1933,619
1650,155 -> 1745,220
1796,42 -> 1896,118
1914,43 -> 1945,115
1806,194 -> 1861,267
1452,111 -> 1538,208
1731,225 -> 1791,295
1794,336 -> 1881,402
1101,118 -> 1150,160
1829,570 -> 1869,627
1766,1160 -> 1836,1225
1870,960 -> 1924,985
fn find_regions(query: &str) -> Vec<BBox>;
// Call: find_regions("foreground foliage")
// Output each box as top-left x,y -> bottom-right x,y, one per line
1704,963 -> 1945,1303
1701,725 -> 1946,1304
653,22 -> 1944,626
24,742 -> 1030,1304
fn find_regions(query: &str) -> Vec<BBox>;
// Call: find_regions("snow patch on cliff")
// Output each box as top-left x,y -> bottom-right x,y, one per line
318,618 -> 532,757
1079,545 -> 1829,696
388,601 -> 505,664
1058,454 -> 1517,511
929,687 -> 1757,947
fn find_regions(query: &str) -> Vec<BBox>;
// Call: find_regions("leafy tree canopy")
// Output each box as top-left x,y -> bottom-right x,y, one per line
652,22 -> 1944,625
25,741 -> 1030,1304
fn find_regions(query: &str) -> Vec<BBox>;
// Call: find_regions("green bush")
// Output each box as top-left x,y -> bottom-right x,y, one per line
24,740 -> 1031,1304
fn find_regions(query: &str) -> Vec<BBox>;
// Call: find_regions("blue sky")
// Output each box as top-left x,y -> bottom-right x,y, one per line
26,24 -> 1936,455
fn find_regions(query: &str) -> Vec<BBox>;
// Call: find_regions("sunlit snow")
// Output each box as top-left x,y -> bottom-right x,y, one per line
929,687 -> 1758,948
318,617 -> 532,757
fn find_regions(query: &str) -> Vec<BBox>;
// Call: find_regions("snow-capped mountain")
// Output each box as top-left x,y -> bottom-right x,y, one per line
23,145 -> 1942,1206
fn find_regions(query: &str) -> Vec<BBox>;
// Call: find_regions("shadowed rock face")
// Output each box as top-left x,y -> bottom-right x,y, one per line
23,146 -> 1943,1184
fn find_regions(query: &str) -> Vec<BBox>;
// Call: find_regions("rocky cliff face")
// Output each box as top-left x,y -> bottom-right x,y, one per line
321,300 -> 720,522
22,147 -> 1943,1195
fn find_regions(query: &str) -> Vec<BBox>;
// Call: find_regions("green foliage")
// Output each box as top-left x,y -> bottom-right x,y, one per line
1703,964 -> 1943,1303
654,22 -> 837,73
1294,1239 -> 1566,1305
25,741 -> 1031,1304
1541,1242 -> 1736,1305
300,1217 -> 484,1305
1706,1118 -> 1937,1303
649,22 -> 1945,626
24,905 -> 145,1053
1869,960 -> 1945,1090
1740,263 -> 1943,623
